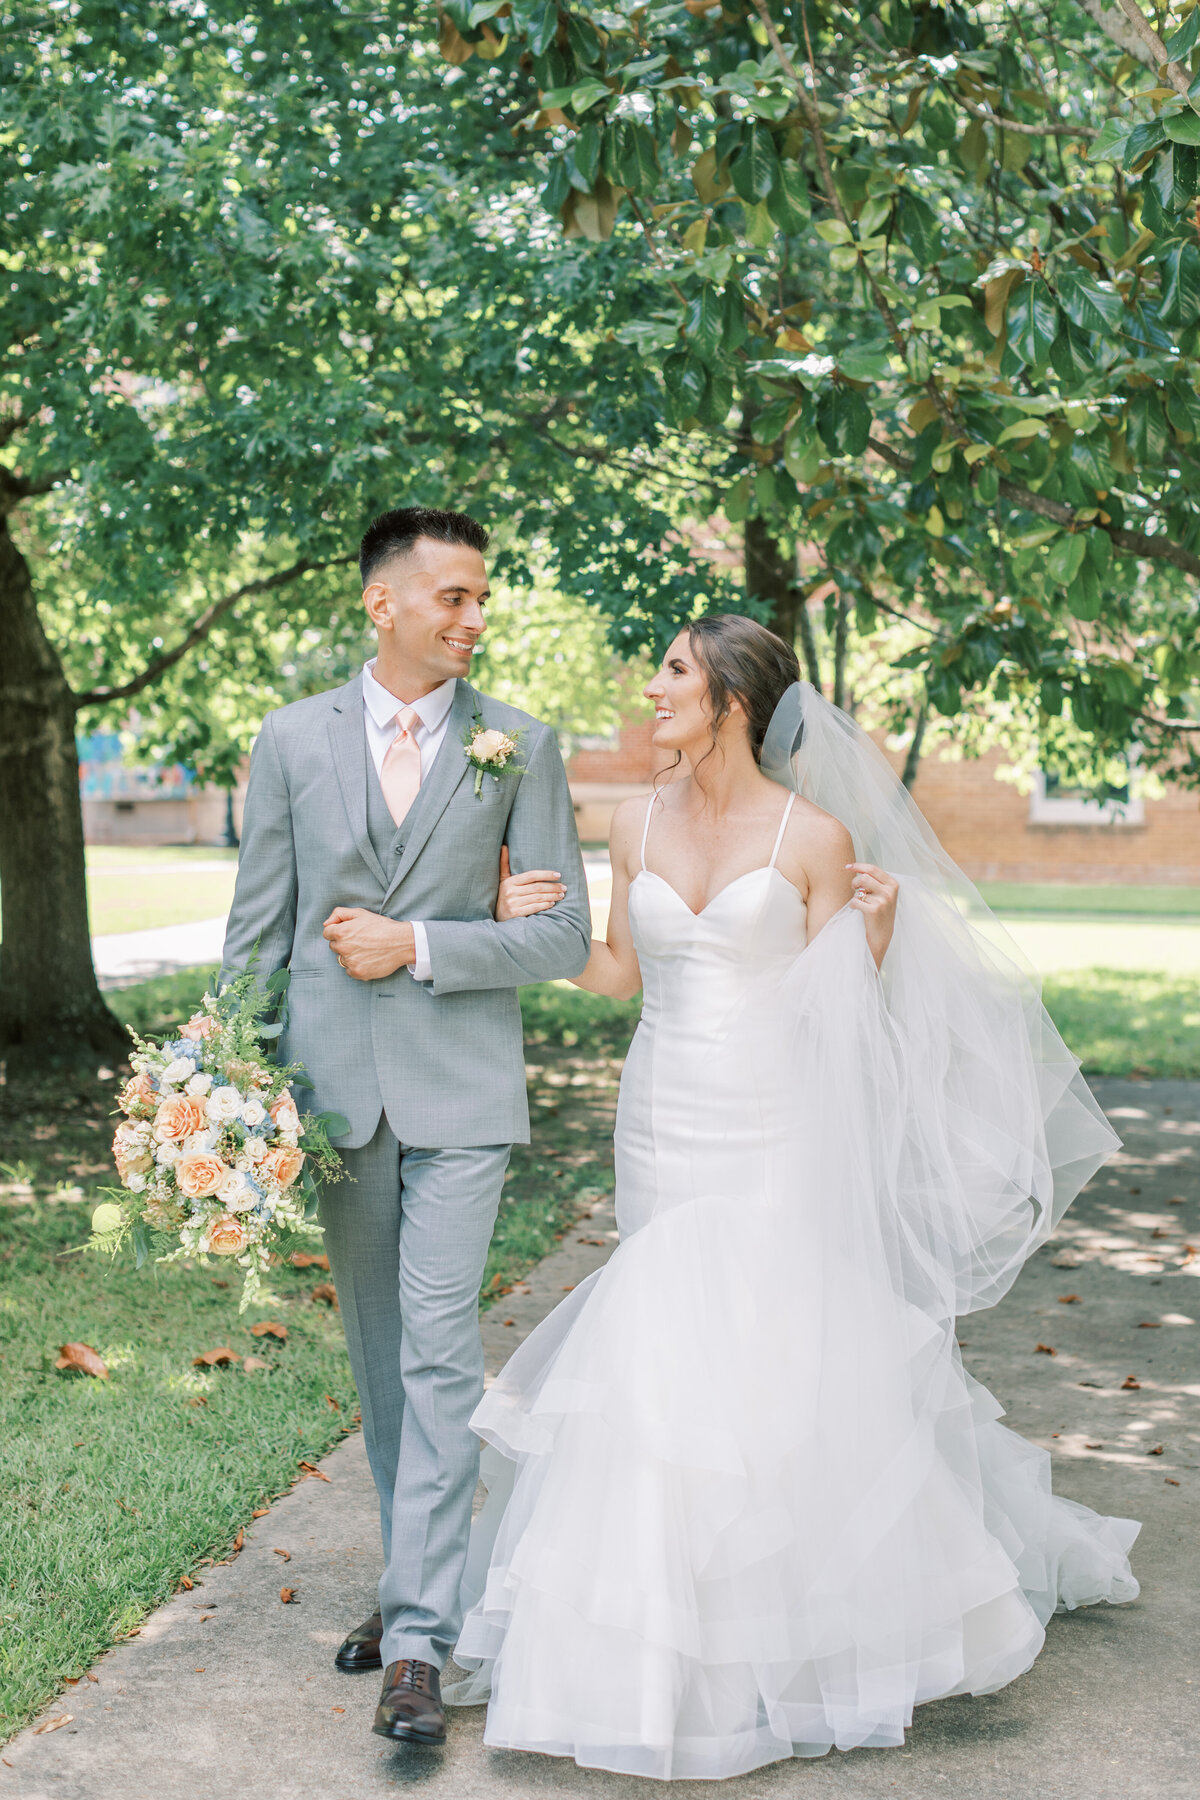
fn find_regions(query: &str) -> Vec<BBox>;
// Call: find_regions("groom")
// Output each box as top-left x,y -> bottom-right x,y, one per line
220,506 -> 591,1743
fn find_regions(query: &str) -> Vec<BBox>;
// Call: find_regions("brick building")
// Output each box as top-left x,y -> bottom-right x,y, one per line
565,717 -> 1200,886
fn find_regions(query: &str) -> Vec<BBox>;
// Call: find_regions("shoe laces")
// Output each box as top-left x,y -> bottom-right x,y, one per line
392,1660 -> 428,1693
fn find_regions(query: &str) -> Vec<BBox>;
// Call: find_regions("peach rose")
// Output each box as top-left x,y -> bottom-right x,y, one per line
205,1215 -> 248,1256
154,1094 -> 206,1142
180,1012 -> 219,1042
262,1145 -> 304,1188
113,1122 -> 153,1180
269,1094 -> 300,1134
175,1152 -> 227,1199
117,1072 -> 156,1117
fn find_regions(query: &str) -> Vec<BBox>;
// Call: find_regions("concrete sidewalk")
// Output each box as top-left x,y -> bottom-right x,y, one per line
3,1082 -> 1197,1800
93,916 -> 227,989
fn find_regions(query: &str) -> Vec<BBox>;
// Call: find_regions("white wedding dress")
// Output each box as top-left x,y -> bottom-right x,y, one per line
445,691 -> 1139,1781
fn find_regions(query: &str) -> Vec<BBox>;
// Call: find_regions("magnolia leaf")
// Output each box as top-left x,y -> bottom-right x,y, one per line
250,1321 -> 288,1340
766,161 -> 810,232
684,285 -> 723,362
1007,278 -> 1059,365
1165,8 -> 1200,60
193,1346 -> 239,1367
1088,117 -> 1134,164
55,1342 -> 109,1379
730,122 -> 778,203
1045,532 -> 1087,586
984,267 -> 1023,337
1166,110 -> 1200,146
813,218 -> 853,245
691,146 -> 729,204
816,385 -> 871,456
997,417 -> 1047,443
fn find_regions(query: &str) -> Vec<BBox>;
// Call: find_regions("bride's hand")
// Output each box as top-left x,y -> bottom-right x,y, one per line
848,863 -> 899,967
495,844 -> 567,921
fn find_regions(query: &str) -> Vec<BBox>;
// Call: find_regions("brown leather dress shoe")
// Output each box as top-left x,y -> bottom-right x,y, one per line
334,1610 -> 383,1672
372,1659 -> 446,1744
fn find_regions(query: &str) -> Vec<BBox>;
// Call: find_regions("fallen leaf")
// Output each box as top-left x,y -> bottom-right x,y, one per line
198,1613 -> 216,1622
252,1507 -> 270,1518
1166,1477 -> 1180,1486
1168,1195 -> 1185,1205
280,1586 -> 297,1603
85,1673 -> 98,1684
1138,1321 -> 1162,1329
562,1285 -> 575,1292
243,1356 -> 268,1372
310,1283 -> 338,1308
187,1395 -> 208,1407
298,1460 -> 331,1482
231,1529 -> 244,1554
179,1575 -> 194,1591
250,1321 -> 287,1341
332,1705 -> 345,1714
324,1393 -> 340,1410
195,1668 -> 205,1674
63,1678 -> 79,1687
1147,1444 -> 1165,1455
291,1252 -> 330,1270
577,1237 -> 606,1247
1057,1294 -> 1081,1304
55,1343 -> 108,1379
1034,1343 -> 1056,1355
33,1715 -> 72,1734
1085,1442 -> 1103,1450
273,1547 -> 291,1562
192,1347 -> 238,1367
502,1318 -> 515,1327
1121,1374 -> 1141,1390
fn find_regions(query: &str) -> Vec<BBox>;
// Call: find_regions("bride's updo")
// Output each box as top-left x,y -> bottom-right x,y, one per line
686,614 -> 800,765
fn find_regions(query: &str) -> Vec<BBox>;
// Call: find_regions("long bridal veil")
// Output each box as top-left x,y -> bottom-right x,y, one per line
760,681 -> 1120,1321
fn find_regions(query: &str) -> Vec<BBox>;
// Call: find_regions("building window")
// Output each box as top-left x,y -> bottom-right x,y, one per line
1028,766 -> 1144,827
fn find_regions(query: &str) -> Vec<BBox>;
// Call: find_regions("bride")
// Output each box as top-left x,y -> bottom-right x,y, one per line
445,614 -> 1139,1780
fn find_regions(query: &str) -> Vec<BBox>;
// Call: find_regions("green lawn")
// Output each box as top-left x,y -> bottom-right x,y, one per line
977,881 -> 1200,918
0,976 -> 634,1742
86,869 -> 239,935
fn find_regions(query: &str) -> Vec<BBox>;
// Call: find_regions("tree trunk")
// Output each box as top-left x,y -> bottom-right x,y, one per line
0,517 -> 126,1071
831,591 -> 851,710
901,706 -> 928,791
745,515 -> 823,687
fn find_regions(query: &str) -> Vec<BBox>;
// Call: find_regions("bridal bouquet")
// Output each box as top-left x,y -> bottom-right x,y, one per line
89,967 -> 345,1310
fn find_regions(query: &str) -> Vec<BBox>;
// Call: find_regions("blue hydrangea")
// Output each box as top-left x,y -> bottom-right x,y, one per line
165,1037 -> 203,1062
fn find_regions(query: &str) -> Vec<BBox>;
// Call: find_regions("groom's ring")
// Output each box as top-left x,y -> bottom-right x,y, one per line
338,955 -> 347,968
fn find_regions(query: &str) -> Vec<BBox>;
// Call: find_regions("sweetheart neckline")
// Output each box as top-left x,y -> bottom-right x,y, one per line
633,865 -> 807,920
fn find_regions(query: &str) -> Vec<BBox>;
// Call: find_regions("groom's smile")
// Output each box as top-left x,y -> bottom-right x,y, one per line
362,535 -> 490,696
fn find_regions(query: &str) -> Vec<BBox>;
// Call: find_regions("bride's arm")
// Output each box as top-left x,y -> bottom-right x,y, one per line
791,811 -> 898,970
569,799 -> 642,999
493,799 -> 643,998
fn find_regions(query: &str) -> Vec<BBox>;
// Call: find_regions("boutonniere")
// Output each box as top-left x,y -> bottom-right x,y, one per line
463,710 -> 525,798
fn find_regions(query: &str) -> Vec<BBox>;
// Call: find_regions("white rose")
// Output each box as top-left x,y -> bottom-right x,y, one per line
471,727 -> 512,764
186,1072 -> 213,1097
161,1057 -> 195,1086
155,1140 -> 182,1166
241,1097 -> 267,1128
277,1128 -> 299,1147
243,1136 -> 268,1165
183,1127 -> 219,1154
217,1168 -> 254,1212
206,1086 -> 242,1124
126,1173 -> 147,1193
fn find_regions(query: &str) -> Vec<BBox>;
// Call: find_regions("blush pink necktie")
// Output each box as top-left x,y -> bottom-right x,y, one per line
380,707 -> 423,826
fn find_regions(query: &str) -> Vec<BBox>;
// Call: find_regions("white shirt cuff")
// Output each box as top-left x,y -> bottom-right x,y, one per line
410,920 -> 433,984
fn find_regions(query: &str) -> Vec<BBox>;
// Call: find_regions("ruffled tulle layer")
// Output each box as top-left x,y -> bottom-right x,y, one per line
446,1198 -> 1138,1781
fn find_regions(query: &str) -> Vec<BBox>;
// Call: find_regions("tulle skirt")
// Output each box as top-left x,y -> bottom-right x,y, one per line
446,1192 -> 1139,1779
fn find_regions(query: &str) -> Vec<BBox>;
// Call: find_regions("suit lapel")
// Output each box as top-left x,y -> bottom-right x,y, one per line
382,679 -> 476,907
328,676 -> 388,889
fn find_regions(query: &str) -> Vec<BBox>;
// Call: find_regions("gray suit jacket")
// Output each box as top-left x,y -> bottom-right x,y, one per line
219,675 -> 591,1148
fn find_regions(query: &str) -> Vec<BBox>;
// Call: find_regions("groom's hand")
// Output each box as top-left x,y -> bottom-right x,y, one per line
323,907 -> 416,981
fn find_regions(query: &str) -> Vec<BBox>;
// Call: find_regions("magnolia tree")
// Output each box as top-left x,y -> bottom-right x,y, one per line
1,0 -> 713,1069
433,0 -> 1200,776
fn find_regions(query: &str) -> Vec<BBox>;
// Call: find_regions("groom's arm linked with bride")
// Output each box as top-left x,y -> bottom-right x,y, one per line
218,507 -> 590,1746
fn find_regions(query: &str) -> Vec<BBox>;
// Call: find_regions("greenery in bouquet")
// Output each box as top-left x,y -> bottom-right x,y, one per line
89,967 -> 346,1311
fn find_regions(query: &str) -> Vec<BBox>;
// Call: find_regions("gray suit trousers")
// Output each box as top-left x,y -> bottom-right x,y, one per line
319,1121 -> 510,1669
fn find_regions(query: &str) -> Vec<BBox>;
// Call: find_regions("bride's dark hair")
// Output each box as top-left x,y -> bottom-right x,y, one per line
686,614 -> 800,766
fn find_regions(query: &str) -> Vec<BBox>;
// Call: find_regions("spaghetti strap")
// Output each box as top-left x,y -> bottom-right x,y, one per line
768,792 -> 796,870
639,791 -> 657,873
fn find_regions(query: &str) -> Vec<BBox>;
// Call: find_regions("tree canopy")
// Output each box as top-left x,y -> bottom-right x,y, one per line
430,0 -> 1200,784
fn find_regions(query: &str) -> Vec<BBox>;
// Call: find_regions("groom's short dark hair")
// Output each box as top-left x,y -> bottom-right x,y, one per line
359,507 -> 490,587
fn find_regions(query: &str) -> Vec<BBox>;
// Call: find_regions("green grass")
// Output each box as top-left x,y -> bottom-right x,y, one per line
86,868 -> 238,935
978,881 -> 1200,918
0,975 -> 635,1741
1043,969 -> 1200,1078
86,846 -> 240,868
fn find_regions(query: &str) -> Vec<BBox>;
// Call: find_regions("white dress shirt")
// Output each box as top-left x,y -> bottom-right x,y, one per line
361,659 -> 458,982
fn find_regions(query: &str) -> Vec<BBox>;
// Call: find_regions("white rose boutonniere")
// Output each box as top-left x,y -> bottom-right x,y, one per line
463,711 -> 525,798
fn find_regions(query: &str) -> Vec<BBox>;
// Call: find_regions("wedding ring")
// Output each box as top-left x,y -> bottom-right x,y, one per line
338,955 -> 346,968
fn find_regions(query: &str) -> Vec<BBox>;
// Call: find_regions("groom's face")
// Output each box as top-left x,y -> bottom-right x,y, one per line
364,537 -> 490,686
